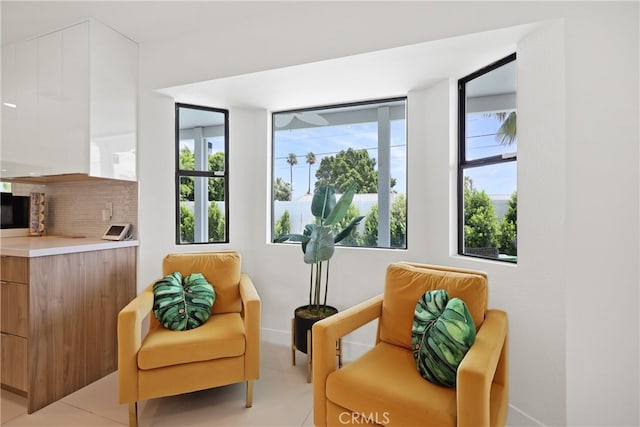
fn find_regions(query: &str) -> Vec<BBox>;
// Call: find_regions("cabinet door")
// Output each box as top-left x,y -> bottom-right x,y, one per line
60,22 -> 90,174
1,43 -> 18,160
0,256 -> 29,283
15,39 -> 39,175
1,281 -> 29,337
1,333 -> 28,393
37,24 -> 89,176
0,39 -> 40,178
89,20 -> 137,180
36,31 -> 65,173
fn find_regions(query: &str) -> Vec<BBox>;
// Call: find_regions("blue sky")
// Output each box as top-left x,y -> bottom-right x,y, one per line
273,120 -> 406,200
464,113 -> 517,195
273,112 -> 516,199
180,113 -> 514,199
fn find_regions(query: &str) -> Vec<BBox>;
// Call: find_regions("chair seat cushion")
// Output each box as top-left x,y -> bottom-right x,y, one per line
138,312 -> 245,370
326,342 -> 457,427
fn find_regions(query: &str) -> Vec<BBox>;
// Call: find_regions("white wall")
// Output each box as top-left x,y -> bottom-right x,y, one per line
563,4 -> 639,426
136,3 -> 638,426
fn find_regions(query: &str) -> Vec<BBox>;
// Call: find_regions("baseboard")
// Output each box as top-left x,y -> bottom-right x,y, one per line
261,327 -> 373,362
261,327 -> 291,347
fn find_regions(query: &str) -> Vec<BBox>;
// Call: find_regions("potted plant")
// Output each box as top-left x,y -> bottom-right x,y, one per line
275,183 -> 363,354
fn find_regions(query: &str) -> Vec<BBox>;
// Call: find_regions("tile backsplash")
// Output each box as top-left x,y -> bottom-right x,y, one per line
11,180 -> 138,238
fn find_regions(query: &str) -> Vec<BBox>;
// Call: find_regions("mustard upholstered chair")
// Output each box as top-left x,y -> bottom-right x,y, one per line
313,262 -> 508,427
118,251 -> 260,427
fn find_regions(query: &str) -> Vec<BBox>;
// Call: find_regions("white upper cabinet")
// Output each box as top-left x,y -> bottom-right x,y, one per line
1,20 -> 137,181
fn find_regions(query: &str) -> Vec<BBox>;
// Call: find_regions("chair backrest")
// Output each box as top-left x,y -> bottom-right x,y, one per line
378,262 -> 488,350
162,251 -> 242,315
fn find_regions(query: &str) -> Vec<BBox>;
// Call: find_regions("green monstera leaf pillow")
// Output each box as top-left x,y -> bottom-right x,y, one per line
153,272 -> 215,331
411,289 -> 476,387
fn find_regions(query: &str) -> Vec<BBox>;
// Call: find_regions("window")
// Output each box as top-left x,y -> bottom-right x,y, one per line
458,54 -> 517,262
175,103 -> 228,244
272,98 -> 407,249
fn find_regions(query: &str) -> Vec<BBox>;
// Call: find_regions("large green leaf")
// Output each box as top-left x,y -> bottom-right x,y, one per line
334,215 -> 365,243
324,183 -> 357,226
311,185 -> 336,221
303,224 -> 316,237
153,272 -> 215,331
273,233 -> 310,244
303,225 -> 335,264
411,289 -> 475,387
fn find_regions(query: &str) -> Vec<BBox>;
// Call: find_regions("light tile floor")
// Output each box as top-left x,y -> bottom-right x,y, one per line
1,342 -> 316,426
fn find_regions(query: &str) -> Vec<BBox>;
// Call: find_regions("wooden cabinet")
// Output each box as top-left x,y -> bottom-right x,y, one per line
0,256 -> 29,393
0,247 -> 136,413
1,334 -> 28,392
0,281 -> 29,337
1,19 -> 137,181
0,256 -> 28,282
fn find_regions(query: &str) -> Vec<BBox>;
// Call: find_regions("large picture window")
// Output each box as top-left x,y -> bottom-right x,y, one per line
272,98 -> 407,249
175,103 -> 229,244
458,54 -> 517,262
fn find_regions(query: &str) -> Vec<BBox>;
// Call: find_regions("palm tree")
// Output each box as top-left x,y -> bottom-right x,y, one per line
286,153 -> 298,198
273,177 -> 292,201
489,111 -> 517,145
305,152 -> 316,194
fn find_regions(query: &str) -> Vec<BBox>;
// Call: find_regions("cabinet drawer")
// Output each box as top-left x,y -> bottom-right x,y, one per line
0,256 -> 29,283
0,281 -> 28,336
1,333 -> 28,393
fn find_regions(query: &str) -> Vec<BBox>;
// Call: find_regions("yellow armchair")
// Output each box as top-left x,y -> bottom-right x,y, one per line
313,262 -> 508,427
118,251 -> 260,427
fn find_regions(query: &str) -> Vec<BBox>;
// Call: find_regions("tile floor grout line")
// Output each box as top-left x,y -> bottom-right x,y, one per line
58,400 -> 129,426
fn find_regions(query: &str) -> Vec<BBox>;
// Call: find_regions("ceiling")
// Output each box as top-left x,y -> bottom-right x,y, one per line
2,1 -> 535,112
159,24 -> 531,111
1,1 -> 285,45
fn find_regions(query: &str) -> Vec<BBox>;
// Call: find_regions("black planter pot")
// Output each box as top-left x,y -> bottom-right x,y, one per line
293,305 -> 338,354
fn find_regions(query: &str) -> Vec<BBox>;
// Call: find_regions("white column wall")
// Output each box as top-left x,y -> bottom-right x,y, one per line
564,4 -> 639,426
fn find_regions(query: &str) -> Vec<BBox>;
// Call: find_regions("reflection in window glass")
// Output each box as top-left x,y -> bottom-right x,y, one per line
176,104 -> 228,244
272,98 -> 407,249
462,163 -> 517,259
459,54 -> 517,262
465,112 -> 517,161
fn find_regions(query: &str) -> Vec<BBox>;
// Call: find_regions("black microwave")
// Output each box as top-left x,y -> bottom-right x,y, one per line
1,192 -> 30,229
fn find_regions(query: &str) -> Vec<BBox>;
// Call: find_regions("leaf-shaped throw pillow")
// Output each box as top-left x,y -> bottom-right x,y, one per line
411,289 -> 476,387
153,272 -> 215,331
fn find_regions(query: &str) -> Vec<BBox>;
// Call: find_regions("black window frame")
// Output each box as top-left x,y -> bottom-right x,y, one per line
270,97 -> 408,250
457,53 -> 517,262
175,102 -> 230,245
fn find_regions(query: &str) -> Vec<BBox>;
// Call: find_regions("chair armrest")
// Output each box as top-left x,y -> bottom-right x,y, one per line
457,309 -> 508,427
312,294 -> 383,427
239,273 -> 261,380
117,284 -> 154,403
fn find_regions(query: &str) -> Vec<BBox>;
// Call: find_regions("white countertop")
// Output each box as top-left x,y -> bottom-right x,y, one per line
0,236 -> 139,257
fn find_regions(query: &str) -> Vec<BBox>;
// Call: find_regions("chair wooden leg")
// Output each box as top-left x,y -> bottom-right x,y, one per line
246,380 -> 254,408
128,402 -> 138,427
